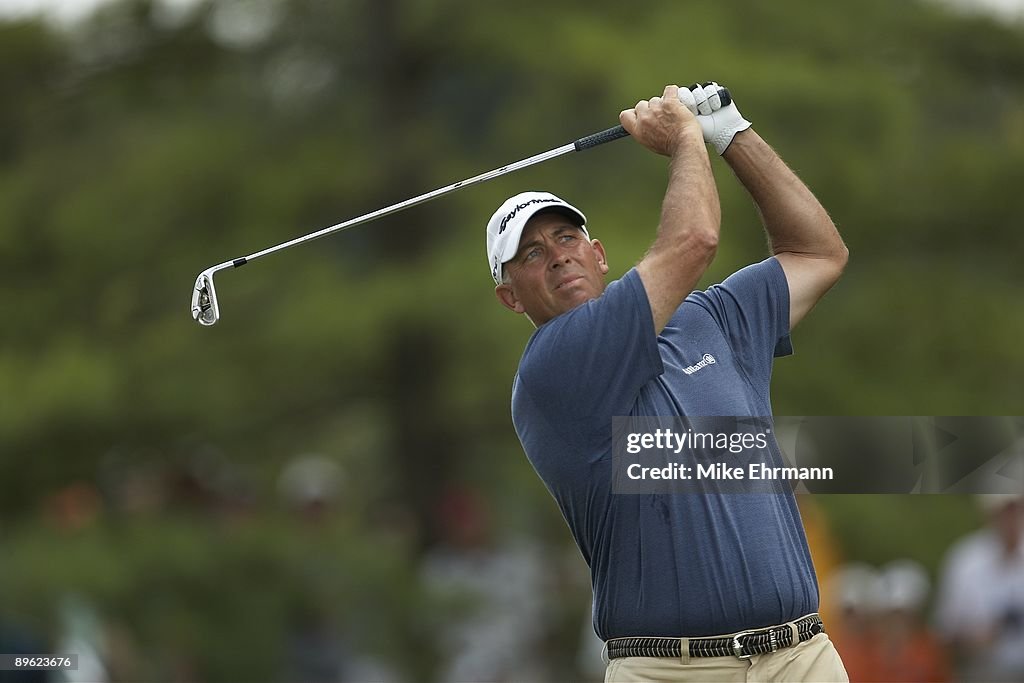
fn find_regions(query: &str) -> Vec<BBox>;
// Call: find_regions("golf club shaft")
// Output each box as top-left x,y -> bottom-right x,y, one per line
230,125 -> 629,267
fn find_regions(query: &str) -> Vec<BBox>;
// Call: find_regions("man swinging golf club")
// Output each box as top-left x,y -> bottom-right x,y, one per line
487,83 -> 850,682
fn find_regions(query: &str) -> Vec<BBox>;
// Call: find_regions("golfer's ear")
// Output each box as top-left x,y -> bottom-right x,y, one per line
495,284 -> 525,314
591,239 -> 609,274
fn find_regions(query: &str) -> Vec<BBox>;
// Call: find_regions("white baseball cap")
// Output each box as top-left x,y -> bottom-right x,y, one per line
485,191 -> 587,284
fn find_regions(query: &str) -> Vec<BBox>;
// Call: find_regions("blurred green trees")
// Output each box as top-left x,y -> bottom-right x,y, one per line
1,0 -> 1022,679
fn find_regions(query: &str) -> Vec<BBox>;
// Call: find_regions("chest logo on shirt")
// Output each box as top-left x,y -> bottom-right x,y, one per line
682,353 -> 717,375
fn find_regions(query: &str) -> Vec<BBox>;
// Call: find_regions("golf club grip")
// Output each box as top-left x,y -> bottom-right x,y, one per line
571,86 -> 731,152
574,125 -> 629,152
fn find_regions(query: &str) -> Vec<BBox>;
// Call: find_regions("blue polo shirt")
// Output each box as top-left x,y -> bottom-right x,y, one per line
511,257 -> 818,640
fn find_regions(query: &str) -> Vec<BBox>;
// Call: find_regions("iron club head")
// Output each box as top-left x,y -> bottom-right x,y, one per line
191,269 -> 221,326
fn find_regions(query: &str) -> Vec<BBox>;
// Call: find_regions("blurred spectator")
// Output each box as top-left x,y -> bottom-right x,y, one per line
281,604 -> 349,683
935,494 -> 1024,682
44,482 -> 102,531
277,454 -> 349,682
831,561 -> 949,682
420,487 -> 550,682
275,455 -> 402,682
870,560 -> 949,682
55,594 -> 108,683
278,453 -> 345,524
828,563 -> 885,682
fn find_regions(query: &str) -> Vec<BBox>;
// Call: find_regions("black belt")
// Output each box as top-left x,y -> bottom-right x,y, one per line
607,614 -> 825,660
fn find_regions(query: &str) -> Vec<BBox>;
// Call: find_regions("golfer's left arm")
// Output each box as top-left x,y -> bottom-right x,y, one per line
722,129 -> 848,329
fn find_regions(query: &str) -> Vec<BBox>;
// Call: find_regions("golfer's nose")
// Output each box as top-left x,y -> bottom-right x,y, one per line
548,245 -> 571,270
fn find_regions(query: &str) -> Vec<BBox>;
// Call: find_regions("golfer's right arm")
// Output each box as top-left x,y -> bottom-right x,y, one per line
620,85 -> 721,334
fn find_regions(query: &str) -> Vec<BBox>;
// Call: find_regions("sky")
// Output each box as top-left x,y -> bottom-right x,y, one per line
0,0 -> 199,25
0,0 -> 1022,26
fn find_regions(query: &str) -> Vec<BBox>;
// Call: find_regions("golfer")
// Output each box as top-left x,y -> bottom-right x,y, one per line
486,83 -> 849,682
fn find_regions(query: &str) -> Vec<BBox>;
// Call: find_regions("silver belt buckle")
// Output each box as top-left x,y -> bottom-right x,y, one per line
731,631 -> 753,660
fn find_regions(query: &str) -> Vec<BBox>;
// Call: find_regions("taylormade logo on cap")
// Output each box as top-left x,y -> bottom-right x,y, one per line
485,191 -> 587,284
498,197 -> 561,234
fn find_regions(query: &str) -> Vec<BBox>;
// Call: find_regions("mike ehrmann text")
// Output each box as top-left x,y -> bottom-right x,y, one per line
626,462 -> 835,481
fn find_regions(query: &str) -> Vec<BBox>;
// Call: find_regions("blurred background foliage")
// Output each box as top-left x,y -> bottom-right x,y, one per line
0,0 -> 1022,680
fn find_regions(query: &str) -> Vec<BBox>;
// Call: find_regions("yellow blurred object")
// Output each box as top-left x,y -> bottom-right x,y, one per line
798,496 -> 842,628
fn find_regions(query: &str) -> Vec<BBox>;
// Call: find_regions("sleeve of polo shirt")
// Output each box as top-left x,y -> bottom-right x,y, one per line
516,268 -> 664,422
689,257 -> 792,398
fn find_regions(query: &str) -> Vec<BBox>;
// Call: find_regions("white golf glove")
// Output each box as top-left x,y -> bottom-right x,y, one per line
677,82 -> 751,155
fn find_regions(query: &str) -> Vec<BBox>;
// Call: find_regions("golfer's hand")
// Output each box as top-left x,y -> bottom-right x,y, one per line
679,81 -> 752,155
619,85 -> 703,158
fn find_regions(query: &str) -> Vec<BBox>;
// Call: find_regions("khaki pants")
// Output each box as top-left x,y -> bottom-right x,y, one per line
604,633 -> 849,682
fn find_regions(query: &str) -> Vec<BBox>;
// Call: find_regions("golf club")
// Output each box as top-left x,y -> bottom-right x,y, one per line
190,87 -> 731,326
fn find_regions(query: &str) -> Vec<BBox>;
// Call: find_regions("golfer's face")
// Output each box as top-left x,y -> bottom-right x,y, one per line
500,213 -> 608,325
